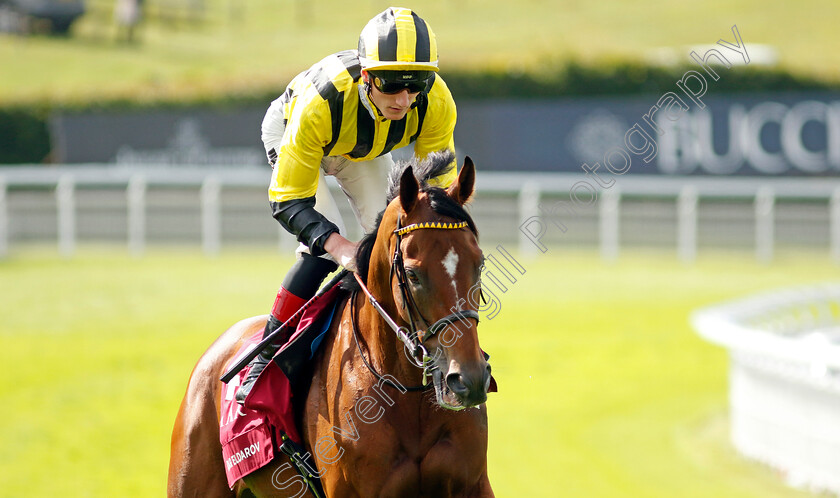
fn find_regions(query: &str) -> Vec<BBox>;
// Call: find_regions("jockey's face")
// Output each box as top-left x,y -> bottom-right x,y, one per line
364,71 -> 419,121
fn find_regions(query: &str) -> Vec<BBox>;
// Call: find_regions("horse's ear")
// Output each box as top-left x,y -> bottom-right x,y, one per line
400,166 -> 418,214
447,156 -> 476,205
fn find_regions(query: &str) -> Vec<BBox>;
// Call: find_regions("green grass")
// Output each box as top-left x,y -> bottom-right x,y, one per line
2,0 -> 840,105
0,246 -> 834,496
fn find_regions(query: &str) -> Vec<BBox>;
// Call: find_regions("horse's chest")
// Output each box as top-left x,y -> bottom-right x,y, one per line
316,400 -> 485,497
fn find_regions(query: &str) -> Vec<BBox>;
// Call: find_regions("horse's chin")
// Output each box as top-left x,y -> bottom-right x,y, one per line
431,369 -> 466,411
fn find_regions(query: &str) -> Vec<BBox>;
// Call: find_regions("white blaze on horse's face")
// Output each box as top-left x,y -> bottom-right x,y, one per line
442,246 -> 460,302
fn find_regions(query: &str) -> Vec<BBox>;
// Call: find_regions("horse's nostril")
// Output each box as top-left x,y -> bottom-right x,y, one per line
446,373 -> 469,395
483,365 -> 492,391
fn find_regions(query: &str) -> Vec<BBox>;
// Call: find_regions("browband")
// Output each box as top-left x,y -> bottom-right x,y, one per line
393,221 -> 468,236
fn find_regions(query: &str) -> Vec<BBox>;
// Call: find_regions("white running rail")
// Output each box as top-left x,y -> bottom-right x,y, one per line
692,284 -> 840,494
2,165 -> 840,259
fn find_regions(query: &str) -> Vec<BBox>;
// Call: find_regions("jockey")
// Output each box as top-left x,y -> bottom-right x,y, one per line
236,7 -> 458,403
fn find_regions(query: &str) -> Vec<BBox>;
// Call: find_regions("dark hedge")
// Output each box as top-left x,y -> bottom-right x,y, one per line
1,62 -> 837,164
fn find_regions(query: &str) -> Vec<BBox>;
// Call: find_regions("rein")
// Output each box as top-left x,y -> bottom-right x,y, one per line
350,218 -> 480,390
350,285 -> 428,392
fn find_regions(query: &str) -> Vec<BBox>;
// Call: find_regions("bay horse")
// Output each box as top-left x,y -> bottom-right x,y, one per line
168,152 -> 493,497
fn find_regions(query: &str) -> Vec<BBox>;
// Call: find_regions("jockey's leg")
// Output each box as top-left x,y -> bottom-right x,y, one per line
264,253 -> 340,339
235,253 -> 337,404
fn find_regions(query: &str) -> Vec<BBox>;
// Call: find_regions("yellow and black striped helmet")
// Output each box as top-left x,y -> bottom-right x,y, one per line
358,7 -> 439,72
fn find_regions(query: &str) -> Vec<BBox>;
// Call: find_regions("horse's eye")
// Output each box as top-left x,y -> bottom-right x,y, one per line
405,269 -> 420,284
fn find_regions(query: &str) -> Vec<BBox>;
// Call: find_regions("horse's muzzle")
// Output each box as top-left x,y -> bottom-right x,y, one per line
446,362 -> 491,407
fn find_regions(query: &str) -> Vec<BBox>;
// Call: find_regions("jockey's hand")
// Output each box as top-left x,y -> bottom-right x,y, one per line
324,232 -> 359,272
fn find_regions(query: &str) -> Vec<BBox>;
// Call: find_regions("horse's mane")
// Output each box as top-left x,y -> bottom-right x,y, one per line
384,149 -> 455,204
347,150 -> 477,287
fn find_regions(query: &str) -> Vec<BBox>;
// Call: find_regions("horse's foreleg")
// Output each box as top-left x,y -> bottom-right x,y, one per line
467,474 -> 494,498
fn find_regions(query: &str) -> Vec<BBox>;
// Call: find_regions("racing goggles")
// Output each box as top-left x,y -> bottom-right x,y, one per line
369,70 -> 434,94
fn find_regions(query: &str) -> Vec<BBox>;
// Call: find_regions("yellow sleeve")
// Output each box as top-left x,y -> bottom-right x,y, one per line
413,76 -> 458,189
268,97 -> 332,203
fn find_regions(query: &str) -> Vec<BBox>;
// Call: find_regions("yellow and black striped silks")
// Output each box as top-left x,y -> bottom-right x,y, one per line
268,50 -> 457,203
358,7 -> 439,72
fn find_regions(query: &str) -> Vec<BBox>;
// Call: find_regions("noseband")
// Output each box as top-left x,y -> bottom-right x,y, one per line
351,217 -> 480,390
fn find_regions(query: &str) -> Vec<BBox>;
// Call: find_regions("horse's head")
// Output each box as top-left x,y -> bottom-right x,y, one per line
362,152 -> 491,410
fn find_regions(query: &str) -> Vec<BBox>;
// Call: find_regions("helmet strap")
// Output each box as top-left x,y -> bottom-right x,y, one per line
358,73 -> 385,120
361,70 -> 373,101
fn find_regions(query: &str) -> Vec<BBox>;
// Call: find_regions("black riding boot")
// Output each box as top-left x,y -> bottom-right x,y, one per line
234,315 -> 284,404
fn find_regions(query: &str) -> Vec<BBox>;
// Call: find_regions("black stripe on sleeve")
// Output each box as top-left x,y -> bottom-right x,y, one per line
377,11 -> 398,63
279,86 -> 294,104
335,50 -> 362,80
411,12 -> 430,62
279,87 -> 294,126
348,103 -> 376,158
309,66 -> 339,101
307,65 -> 344,155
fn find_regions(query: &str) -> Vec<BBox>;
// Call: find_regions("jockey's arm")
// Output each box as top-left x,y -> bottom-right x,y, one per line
323,233 -> 358,271
269,196 -> 340,257
270,197 -> 356,270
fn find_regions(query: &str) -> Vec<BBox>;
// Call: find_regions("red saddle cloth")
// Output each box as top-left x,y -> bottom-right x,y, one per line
218,334 -> 277,488
218,283 -> 346,488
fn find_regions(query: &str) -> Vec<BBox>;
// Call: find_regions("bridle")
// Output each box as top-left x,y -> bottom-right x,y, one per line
391,217 -> 481,347
351,216 -> 480,391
